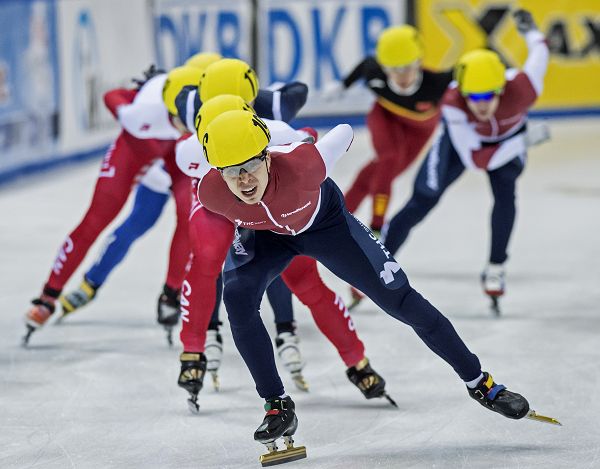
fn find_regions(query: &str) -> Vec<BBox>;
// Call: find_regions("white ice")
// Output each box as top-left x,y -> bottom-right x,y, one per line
1,120 -> 599,469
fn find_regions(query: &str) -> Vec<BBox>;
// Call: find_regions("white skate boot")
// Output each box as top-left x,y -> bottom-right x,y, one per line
481,263 -> 505,316
205,329 -> 223,391
275,332 -> 308,392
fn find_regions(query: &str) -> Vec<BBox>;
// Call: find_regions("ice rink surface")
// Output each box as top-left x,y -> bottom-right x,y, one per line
1,119 -> 599,469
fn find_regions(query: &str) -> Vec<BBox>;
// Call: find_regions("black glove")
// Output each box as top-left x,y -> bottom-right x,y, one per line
513,9 -> 537,34
131,64 -> 166,89
177,352 -> 207,394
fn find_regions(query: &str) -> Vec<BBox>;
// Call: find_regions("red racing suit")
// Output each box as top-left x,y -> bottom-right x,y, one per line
42,74 -> 190,300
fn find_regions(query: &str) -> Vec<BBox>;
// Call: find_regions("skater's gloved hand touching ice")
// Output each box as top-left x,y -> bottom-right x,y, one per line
321,81 -> 345,102
513,9 -> 537,34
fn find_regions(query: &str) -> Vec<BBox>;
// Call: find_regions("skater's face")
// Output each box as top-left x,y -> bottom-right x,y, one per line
385,61 -> 421,90
220,151 -> 271,204
466,93 -> 500,121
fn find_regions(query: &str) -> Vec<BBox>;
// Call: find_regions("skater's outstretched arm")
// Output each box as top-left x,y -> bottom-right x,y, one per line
342,58 -> 370,88
103,88 -> 137,119
315,124 -> 354,176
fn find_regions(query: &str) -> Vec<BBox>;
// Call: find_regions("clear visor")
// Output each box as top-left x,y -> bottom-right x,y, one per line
218,150 -> 267,178
383,60 -> 420,74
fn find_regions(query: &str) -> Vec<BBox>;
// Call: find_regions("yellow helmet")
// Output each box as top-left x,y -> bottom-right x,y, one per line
162,65 -> 204,115
199,58 -> 259,104
455,49 -> 506,95
202,110 -> 270,168
185,52 -> 222,70
195,94 -> 255,143
375,25 -> 423,68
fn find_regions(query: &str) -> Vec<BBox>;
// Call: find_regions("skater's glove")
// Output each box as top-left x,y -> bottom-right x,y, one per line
525,122 -> 551,148
513,9 -> 537,34
178,352 -> 206,394
321,81 -> 345,102
131,64 -> 166,89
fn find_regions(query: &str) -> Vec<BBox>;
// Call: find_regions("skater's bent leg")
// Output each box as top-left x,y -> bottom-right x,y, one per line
365,104 -> 406,229
223,231 -> 295,399
384,126 -> 465,254
487,157 -> 524,264
305,186 -> 481,381
44,134 -> 140,293
45,187 -> 130,293
164,168 -> 193,291
282,256 -> 365,367
384,190 -> 440,254
344,161 -> 376,213
86,184 -> 168,287
179,209 -> 233,353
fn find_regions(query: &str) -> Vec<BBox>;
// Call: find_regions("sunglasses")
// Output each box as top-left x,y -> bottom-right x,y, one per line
466,90 -> 500,102
218,150 -> 268,178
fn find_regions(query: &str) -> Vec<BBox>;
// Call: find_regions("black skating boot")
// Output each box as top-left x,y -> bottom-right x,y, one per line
254,396 -> 298,444
157,284 -> 180,346
347,357 -> 397,407
255,396 -> 307,466
178,352 -> 207,413
467,372 -> 529,419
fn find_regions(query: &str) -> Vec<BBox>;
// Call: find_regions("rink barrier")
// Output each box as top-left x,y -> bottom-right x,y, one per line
2,106 -> 599,188
0,145 -> 108,188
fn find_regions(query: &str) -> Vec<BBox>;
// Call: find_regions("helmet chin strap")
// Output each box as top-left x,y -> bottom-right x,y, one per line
387,69 -> 423,96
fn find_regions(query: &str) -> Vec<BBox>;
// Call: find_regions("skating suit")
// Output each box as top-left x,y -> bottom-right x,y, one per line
191,125 -> 481,398
342,57 -> 452,229
384,30 -> 549,263
177,120 -> 365,366
43,75 -> 190,297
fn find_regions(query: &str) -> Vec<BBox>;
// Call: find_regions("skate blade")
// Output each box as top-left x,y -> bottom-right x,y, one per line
165,327 -> 174,347
21,325 -> 36,347
489,296 -> 501,316
211,371 -> 220,391
187,396 -> 200,414
259,445 -> 307,467
292,374 -> 309,392
526,410 -> 562,426
383,392 -> 398,408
